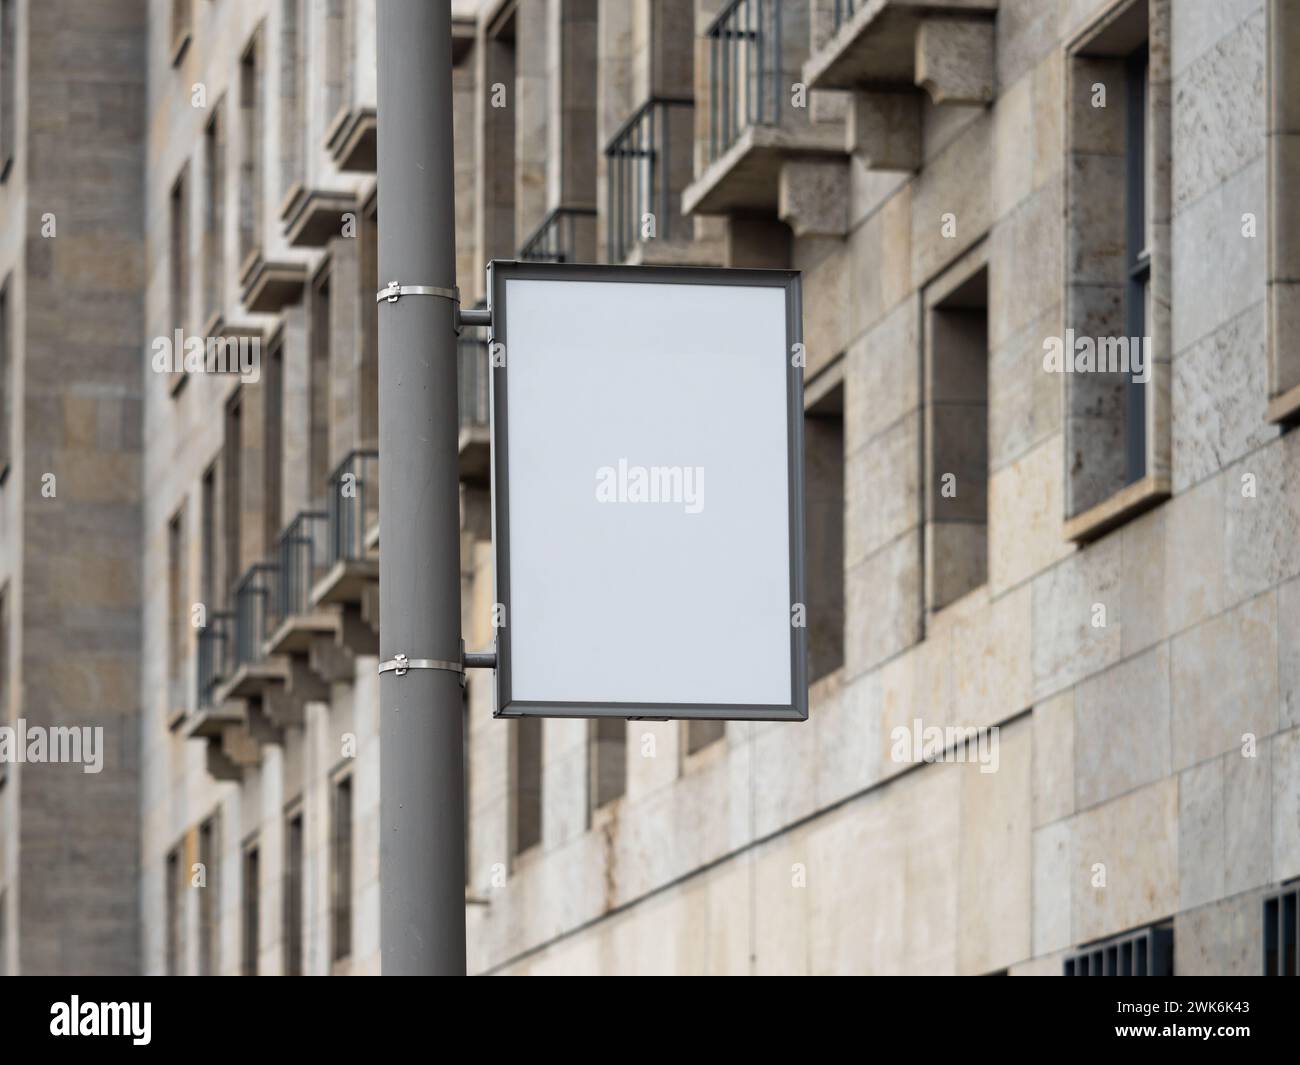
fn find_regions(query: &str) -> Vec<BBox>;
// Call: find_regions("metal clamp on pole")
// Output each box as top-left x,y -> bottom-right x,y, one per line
378,652 -> 465,679
376,280 -> 460,305
379,642 -> 496,684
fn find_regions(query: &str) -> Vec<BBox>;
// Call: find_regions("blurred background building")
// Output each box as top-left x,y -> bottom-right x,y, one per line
0,0 -> 1298,975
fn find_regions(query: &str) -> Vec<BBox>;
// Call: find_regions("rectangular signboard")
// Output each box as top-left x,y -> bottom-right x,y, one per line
487,261 -> 806,721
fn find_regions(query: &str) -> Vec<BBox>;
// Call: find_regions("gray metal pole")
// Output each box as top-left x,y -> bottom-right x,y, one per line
376,0 -> 466,975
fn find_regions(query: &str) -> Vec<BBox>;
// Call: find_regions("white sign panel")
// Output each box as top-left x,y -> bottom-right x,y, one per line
488,262 -> 806,721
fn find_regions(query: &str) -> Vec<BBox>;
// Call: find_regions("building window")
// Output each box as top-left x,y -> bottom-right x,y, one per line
197,814 -> 219,976
685,719 -> 725,756
200,464 -> 216,611
170,0 -> 193,65
169,165 -> 190,391
1124,45 -> 1151,486
1063,0 -> 1169,538
168,506 -> 189,712
283,806 -> 303,976
0,274 -> 10,478
0,0 -> 15,180
463,692 -> 471,886
238,30 -> 263,265
263,338 -> 283,549
241,841 -> 259,976
224,393 -> 242,603
309,264 -> 332,496
359,199 -> 379,446
0,582 -> 9,722
605,98 -> 695,263
924,261 -> 989,615
279,0 -> 304,200
705,0 -> 782,162
588,718 -> 626,817
325,0 -> 355,129
805,377 -> 844,680
511,718 -> 543,859
1064,923 -> 1173,975
330,775 -> 352,965
478,4 -> 517,275
1263,881 -> 1298,976
165,846 -> 183,975
1266,0 -> 1300,422
203,102 -> 226,326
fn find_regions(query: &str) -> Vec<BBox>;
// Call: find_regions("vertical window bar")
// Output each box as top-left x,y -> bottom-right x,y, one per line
659,103 -> 670,243
710,32 -> 718,160
723,12 -> 732,151
773,0 -> 782,126
1124,48 -> 1149,486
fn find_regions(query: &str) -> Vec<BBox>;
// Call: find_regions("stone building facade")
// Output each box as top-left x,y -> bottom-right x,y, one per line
0,0 -> 1298,975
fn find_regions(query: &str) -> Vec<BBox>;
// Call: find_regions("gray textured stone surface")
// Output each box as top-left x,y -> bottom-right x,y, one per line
1075,645 -> 1171,811
1171,9 -> 1266,212
1171,592 -> 1279,771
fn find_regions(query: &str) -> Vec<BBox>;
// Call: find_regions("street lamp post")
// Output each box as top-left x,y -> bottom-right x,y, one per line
375,0 -> 466,975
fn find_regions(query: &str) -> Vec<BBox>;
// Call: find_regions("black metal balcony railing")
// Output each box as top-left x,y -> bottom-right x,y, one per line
232,562 -> 277,671
832,0 -> 860,34
605,97 -> 694,263
196,611 -> 233,709
458,331 -> 490,435
327,449 -> 379,564
519,205 -> 596,263
707,0 -> 783,162
268,509 -> 330,634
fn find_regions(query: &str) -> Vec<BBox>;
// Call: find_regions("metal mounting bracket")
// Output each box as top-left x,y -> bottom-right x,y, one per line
376,280 -> 460,304
378,643 -> 497,686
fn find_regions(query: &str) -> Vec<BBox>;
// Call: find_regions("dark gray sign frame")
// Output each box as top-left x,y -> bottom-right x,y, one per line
487,260 -> 807,722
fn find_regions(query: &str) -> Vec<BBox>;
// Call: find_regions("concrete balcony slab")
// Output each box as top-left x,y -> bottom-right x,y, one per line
238,252 -> 307,315
326,105 -> 378,173
280,184 -> 357,248
804,0 -> 997,105
682,122 -> 846,217
311,557 -> 379,608
265,609 -> 341,658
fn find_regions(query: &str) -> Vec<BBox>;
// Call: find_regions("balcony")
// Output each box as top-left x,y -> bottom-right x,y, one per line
326,105 -> 378,173
238,251 -> 308,315
312,449 -> 380,609
605,97 -> 698,265
185,611 -> 259,779
264,509 -> 343,702
214,562 -> 287,704
459,327 -> 491,485
184,612 -> 242,738
519,206 -> 597,264
265,510 -> 338,655
683,0 -> 844,218
804,0 -> 997,170
279,184 -> 358,248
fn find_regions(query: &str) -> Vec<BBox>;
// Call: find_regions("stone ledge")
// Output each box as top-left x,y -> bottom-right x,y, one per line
279,184 -> 358,248
326,105 -> 378,173
1063,474 -> 1171,545
778,158 -> 851,237
804,0 -> 998,105
682,122 -> 845,217
311,557 -> 380,609
238,251 -> 308,315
